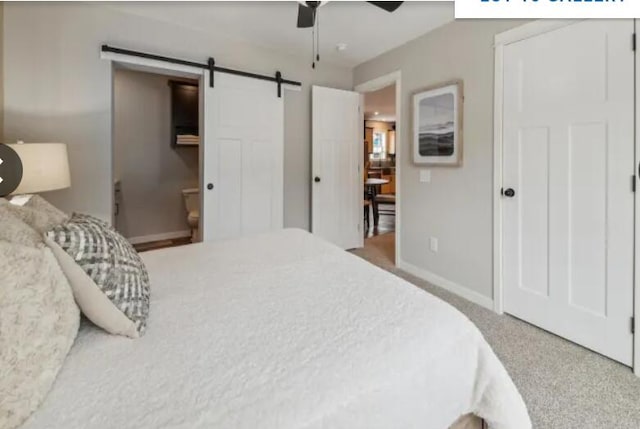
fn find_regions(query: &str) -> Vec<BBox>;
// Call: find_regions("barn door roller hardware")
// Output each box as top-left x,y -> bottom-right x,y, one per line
101,44 -> 301,97
208,57 -> 215,88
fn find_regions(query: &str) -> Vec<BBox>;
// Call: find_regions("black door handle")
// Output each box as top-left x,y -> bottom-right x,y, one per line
207,183 -> 214,190
503,188 -> 515,198
314,177 -> 321,183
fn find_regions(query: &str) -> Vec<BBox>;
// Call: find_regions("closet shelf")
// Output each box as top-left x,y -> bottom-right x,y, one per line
170,80 -> 199,148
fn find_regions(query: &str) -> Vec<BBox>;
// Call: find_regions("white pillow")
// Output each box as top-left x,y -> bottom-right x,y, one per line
44,237 -> 140,338
0,204 -> 79,429
45,214 -> 150,338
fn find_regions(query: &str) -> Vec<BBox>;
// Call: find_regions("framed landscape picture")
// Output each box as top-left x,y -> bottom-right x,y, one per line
413,80 -> 463,166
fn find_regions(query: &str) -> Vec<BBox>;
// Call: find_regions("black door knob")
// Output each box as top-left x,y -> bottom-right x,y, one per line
314,177 -> 321,183
207,183 -> 214,190
503,188 -> 515,198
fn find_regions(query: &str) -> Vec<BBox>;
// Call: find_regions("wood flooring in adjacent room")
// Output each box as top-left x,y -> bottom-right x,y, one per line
365,212 -> 395,239
351,241 -> 640,428
356,231 -> 395,267
133,236 -> 192,253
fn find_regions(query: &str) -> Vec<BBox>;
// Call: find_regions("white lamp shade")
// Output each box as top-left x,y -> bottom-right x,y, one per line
7,143 -> 71,195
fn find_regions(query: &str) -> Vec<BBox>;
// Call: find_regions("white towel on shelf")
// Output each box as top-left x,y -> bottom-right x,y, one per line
176,134 -> 200,145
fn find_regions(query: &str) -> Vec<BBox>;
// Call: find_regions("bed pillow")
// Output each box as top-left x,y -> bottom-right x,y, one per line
3,195 -> 69,234
0,204 -> 80,429
45,214 -> 150,338
0,199 -> 43,248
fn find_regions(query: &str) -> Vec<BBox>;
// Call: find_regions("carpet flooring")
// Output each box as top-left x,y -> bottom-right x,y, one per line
351,233 -> 640,429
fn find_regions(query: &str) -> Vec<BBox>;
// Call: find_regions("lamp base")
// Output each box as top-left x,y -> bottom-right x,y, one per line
9,194 -> 34,206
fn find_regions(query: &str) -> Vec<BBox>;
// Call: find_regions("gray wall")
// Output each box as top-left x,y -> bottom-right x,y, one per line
114,69 -> 198,240
2,2 -> 353,228
354,19 -> 526,301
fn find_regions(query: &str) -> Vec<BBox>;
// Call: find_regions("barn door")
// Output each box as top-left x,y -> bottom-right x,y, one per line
201,72 -> 284,241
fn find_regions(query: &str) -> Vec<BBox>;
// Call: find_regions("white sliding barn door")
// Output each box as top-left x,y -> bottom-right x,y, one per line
201,72 -> 284,241
502,20 -> 635,365
312,86 -> 362,250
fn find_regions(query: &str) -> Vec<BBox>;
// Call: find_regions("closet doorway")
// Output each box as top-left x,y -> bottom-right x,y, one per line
105,48 -> 289,249
112,63 -> 203,252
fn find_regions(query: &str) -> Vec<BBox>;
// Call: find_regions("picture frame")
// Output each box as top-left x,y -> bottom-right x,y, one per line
412,80 -> 463,166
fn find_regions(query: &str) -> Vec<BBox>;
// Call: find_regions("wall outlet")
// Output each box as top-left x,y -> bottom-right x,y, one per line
420,169 -> 431,183
429,237 -> 438,253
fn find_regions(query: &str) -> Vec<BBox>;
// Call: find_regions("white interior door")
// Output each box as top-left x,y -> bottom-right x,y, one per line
201,72 -> 284,241
502,20 -> 635,365
312,86 -> 363,249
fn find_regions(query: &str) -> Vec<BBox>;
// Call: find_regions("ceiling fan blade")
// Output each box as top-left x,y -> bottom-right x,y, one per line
367,1 -> 404,12
297,3 -> 316,28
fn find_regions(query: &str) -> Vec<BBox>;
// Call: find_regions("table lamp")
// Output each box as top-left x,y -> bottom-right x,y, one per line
6,141 -> 71,205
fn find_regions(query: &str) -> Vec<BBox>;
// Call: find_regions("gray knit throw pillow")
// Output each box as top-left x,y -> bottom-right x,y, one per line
46,214 -> 150,335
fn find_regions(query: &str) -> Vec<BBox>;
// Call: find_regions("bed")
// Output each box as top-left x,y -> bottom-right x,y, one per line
22,229 -> 530,429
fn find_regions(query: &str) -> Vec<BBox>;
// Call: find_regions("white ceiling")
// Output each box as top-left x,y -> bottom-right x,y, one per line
364,84 -> 395,121
106,1 -> 454,68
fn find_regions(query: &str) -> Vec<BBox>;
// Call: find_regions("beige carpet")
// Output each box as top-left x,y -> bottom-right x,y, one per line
351,237 -> 640,429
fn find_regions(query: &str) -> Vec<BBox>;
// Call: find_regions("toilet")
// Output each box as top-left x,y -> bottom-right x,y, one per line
181,188 -> 200,242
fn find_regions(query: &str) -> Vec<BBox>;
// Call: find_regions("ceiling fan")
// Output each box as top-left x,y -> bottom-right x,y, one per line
297,1 -> 404,28
296,1 -> 404,68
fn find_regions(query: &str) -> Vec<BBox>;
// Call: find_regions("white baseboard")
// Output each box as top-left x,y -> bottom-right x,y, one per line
397,259 -> 494,311
127,230 -> 192,245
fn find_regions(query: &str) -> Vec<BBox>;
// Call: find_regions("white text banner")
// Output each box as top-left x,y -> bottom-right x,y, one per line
455,0 -> 635,19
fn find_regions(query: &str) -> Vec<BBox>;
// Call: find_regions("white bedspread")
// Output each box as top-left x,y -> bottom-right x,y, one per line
23,229 -> 530,429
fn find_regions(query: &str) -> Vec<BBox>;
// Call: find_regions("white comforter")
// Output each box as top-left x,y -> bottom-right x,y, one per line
23,229 -> 530,429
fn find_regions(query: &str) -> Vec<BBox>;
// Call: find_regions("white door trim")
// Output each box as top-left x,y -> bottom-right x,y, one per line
493,19 -> 639,375
633,19 -> 640,377
355,70 -> 402,264
101,50 -> 204,77
494,20 -> 583,47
